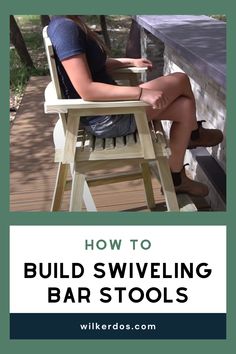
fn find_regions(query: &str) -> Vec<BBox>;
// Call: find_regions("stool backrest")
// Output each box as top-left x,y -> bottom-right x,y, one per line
43,26 -> 68,133
43,26 -> 62,99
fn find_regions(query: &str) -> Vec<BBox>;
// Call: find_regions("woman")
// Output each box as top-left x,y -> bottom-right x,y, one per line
47,15 -> 223,197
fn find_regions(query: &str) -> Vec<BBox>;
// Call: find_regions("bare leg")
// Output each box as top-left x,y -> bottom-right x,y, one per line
140,72 -> 198,172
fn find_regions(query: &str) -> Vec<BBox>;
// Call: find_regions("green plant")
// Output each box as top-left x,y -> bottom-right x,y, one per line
10,47 -> 48,95
10,15 -> 48,95
210,15 -> 227,22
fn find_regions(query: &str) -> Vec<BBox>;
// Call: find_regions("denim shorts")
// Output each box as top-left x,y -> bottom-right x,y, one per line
80,114 -> 137,138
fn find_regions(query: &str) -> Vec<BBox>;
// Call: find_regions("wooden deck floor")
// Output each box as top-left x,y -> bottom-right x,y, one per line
10,76 -> 209,212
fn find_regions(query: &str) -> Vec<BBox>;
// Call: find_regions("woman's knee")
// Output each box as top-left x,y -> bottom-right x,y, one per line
171,72 -> 194,99
172,72 -> 190,86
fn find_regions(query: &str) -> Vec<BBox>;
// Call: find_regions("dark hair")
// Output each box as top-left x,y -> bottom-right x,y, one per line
66,15 -> 108,53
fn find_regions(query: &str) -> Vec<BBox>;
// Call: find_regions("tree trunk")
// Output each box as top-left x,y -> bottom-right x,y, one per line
125,19 -> 141,58
40,15 -> 51,28
10,15 -> 35,69
100,15 -> 111,50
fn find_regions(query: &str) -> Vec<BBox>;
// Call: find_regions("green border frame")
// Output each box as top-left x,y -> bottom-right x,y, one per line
1,0 -> 235,352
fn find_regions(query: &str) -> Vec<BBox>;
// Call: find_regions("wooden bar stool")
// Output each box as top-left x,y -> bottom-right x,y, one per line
43,26 -> 180,212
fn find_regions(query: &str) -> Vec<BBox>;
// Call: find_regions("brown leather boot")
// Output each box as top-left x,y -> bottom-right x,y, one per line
174,165 -> 209,197
188,120 -> 223,149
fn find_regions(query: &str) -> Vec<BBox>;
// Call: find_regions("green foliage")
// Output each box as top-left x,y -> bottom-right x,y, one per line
23,31 -> 44,50
210,15 -> 227,22
10,15 -> 48,95
10,49 -> 30,94
10,47 -> 48,95
83,15 -> 100,26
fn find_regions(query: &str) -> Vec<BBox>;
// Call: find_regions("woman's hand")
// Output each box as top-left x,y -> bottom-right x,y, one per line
140,88 -> 169,110
132,58 -> 153,70
106,57 -> 153,71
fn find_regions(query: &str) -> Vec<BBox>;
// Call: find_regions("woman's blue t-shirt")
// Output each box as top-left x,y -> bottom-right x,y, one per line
47,16 -> 115,98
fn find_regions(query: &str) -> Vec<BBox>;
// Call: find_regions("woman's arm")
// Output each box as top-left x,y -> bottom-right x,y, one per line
62,54 -> 142,101
105,57 -> 153,72
61,53 -> 168,109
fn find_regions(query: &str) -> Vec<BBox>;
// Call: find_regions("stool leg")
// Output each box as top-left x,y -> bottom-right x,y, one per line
69,169 -> 85,211
51,163 -> 69,211
83,181 -> 97,211
140,162 -> 156,209
155,157 -> 179,211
